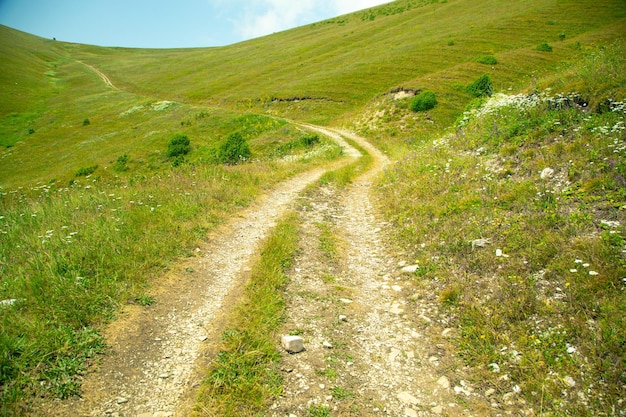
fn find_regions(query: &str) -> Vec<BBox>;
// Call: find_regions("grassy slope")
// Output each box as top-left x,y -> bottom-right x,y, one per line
0,0 -> 625,414
68,0 -> 626,124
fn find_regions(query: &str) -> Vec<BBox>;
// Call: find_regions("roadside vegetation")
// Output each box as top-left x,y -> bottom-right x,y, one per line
375,40 -> 626,416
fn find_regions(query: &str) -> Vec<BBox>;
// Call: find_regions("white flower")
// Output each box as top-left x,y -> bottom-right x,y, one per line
589,271 -> 599,276
569,269 -> 578,273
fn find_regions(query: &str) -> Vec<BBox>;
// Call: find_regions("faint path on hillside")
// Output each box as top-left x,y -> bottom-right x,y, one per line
78,61 -> 119,90
37,130 -> 359,417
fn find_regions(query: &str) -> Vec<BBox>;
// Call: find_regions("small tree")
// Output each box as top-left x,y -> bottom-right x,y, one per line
410,91 -> 438,112
218,132 -> 251,165
466,74 -> 494,97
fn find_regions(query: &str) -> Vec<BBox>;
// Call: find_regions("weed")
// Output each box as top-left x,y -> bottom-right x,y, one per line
331,386 -> 354,400
536,42 -> 553,52
307,405 -> 331,417
75,165 -> 98,177
113,154 -> 129,172
475,55 -> 498,65
135,294 -> 155,306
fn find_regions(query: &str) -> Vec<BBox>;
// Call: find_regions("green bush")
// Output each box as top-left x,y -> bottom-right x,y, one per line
113,154 -> 129,172
300,134 -> 320,147
217,132 -> 251,165
82,118 -> 90,126
410,91 -> 438,112
466,74 -> 494,97
476,55 -> 498,65
166,134 -> 191,158
536,42 -> 553,52
75,165 -> 98,177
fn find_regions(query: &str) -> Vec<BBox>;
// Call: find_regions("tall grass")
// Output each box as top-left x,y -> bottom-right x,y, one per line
376,42 -> 626,415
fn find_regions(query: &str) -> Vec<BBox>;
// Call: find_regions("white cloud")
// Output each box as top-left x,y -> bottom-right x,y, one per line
229,0 -> 392,41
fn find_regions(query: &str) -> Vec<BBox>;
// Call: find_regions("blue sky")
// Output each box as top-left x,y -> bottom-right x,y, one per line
0,0 -> 391,48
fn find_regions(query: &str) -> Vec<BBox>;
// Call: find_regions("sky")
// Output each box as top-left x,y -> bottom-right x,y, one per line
0,0 -> 392,48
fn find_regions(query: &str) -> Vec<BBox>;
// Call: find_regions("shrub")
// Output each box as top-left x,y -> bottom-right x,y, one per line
300,134 -> 320,147
476,55 -> 498,65
75,165 -> 98,177
82,118 -> 90,126
466,74 -> 494,97
410,91 -> 438,112
113,154 -> 129,172
536,42 -> 553,52
217,132 -> 251,165
167,134 -> 190,158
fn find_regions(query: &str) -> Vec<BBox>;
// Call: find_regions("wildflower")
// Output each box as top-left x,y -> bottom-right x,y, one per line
569,269 -> 577,273
574,259 -> 583,264
589,271 -> 599,276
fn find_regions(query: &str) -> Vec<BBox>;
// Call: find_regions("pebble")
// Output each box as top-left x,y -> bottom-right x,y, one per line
401,265 -> 419,274
397,391 -> 420,405
563,376 -> 576,387
116,397 -> 128,404
404,407 -> 418,417
339,315 -> 348,322
437,376 -> 450,390
431,405 -> 444,414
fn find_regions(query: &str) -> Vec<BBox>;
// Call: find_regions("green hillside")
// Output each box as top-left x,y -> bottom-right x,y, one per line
1,0 -> 626,414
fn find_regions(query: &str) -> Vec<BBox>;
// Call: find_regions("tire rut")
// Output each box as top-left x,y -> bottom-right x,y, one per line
269,130 -> 474,416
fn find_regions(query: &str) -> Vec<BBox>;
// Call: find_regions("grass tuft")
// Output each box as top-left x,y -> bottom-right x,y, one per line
194,213 -> 300,416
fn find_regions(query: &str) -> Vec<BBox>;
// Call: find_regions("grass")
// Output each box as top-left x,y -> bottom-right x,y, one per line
193,213 -> 299,416
375,41 -> 626,416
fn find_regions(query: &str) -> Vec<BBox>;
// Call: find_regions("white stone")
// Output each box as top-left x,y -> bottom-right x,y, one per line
437,376 -> 450,389
398,391 -> 420,405
431,405 -> 444,414
404,407 -> 418,417
563,376 -> 576,387
116,397 -> 128,404
401,265 -> 419,274
339,315 -> 348,322
485,388 -> 496,397
322,341 -> 333,349
281,335 -> 305,353
540,167 -> 555,180
470,238 -> 491,248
